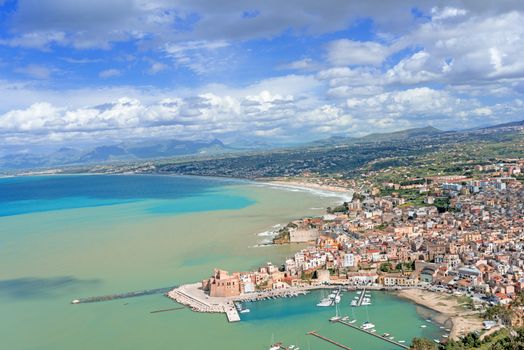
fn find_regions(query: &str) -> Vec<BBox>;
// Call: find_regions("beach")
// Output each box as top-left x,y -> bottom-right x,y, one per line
261,179 -> 354,202
396,288 -> 483,340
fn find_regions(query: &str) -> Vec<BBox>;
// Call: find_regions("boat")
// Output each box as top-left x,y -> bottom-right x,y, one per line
351,300 -> 358,306
317,298 -> 333,307
71,299 -> 80,304
334,295 -> 341,303
341,316 -> 349,321
382,333 -> 390,337
370,329 -> 376,333
389,336 -> 394,340
434,339 -> 440,344
330,304 -> 341,322
289,346 -> 295,349
269,344 -> 281,350
420,325 -> 427,328
399,340 -> 406,343
240,308 -> 250,313
362,322 -> 375,330
349,320 -> 356,324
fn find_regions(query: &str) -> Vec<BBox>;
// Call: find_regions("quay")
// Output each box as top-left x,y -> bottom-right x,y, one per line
71,286 -> 178,304
167,283 -> 309,322
335,320 -> 409,349
307,331 -> 352,350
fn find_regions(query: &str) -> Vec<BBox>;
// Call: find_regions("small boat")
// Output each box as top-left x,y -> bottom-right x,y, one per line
351,300 -> 358,306
426,319 -> 432,323
440,326 -> 445,329
370,329 -> 376,333
289,346 -> 295,349
442,335 -> 449,338
240,308 -> 250,313
361,322 -> 375,330
269,343 -> 281,350
421,325 -> 427,328
434,339 -> 440,344
349,320 -> 356,324
389,336 -> 394,340
341,316 -> 349,321
382,333 -> 390,337
71,299 -> 80,304
399,340 -> 406,343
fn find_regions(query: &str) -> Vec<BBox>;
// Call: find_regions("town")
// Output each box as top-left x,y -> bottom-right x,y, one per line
169,158 -> 524,345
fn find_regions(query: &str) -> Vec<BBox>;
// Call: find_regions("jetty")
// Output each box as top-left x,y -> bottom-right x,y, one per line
71,286 -> 178,304
355,286 -> 367,306
307,331 -> 352,349
150,306 -> 185,314
335,320 -> 409,349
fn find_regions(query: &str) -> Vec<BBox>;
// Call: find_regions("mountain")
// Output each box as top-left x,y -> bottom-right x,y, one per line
0,138 -> 231,170
310,126 -> 442,147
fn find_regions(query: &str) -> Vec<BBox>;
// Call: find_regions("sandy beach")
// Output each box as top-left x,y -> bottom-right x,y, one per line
397,289 -> 483,340
261,179 -> 354,203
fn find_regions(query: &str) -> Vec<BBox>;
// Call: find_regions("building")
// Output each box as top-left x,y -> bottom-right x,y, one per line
202,269 -> 241,297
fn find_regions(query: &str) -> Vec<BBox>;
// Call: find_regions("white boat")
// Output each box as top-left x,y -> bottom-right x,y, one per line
420,325 -> 427,328
399,340 -> 406,343
434,339 -> 440,344
341,316 -> 349,321
71,299 -> 80,304
351,300 -> 358,306
240,308 -> 250,313
330,304 -> 341,322
317,298 -> 333,307
269,345 -> 281,350
362,302 -> 371,306
289,346 -> 295,349
361,322 -> 375,330
334,295 -> 341,303
349,320 -> 356,324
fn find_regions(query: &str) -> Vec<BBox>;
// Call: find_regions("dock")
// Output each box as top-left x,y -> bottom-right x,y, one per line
355,286 -> 367,306
307,331 -> 352,350
335,320 -> 409,349
224,301 -> 240,322
71,286 -> 178,304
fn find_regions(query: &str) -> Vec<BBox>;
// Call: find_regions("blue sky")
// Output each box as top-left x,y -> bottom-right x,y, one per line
1,0 -> 524,152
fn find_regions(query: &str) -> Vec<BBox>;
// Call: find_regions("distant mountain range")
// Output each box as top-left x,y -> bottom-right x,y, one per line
0,139 -> 232,170
1,119 -> 523,171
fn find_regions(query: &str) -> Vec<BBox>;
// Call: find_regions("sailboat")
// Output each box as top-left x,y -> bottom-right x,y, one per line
329,303 -> 341,322
317,289 -> 333,307
361,305 -> 375,330
269,334 -> 281,350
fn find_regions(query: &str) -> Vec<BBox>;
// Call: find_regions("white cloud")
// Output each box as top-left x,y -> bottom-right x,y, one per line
15,64 -> 55,79
99,69 -> 121,78
326,39 -> 391,66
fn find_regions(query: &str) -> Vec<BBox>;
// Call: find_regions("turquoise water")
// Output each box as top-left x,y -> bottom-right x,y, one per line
0,175 -> 445,350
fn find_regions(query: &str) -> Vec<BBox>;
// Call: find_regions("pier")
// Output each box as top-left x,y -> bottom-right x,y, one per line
307,331 -> 352,350
335,320 -> 409,349
355,286 -> 367,306
71,286 -> 178,304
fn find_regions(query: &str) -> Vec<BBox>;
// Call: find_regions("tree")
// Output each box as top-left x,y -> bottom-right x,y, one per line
411,337 -> 436,350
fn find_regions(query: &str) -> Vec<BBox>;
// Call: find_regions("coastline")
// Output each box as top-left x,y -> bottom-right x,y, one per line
258,179 -> 353,203
396,288 -> 483,340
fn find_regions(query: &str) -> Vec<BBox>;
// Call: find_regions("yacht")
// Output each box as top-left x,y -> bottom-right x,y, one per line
361,322 -> 375,330
317,298 -> 333,307
329,304 -> 341,322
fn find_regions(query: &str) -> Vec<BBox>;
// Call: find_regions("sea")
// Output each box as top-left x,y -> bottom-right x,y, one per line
0,175 -> 445,350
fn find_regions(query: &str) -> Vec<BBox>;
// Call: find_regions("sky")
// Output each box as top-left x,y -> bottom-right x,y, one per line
1,0 -> 524,152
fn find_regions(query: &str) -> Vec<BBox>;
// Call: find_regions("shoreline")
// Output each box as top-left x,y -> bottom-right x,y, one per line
396,288 -> 483,340
257,179 -> 354,203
